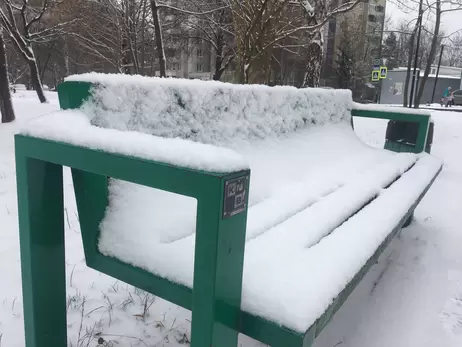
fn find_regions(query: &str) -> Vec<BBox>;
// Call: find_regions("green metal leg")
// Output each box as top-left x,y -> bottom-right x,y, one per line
16,155 -> 66,347
190,175 -> 249,347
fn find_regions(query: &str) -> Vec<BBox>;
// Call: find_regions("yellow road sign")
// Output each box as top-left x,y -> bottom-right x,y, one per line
372,70 -> 380,82
380,66 -> 388,79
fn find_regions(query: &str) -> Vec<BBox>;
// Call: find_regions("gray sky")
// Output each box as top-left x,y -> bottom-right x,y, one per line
386,1 -> 462,37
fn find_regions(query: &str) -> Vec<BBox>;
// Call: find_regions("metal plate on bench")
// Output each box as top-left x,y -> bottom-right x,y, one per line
223,176 -> 248,219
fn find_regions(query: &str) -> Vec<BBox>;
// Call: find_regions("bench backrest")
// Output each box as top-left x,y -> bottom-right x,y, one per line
61,73 -> 353,145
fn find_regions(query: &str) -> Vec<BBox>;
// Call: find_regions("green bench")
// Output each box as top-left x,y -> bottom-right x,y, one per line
15,74 -> 442,347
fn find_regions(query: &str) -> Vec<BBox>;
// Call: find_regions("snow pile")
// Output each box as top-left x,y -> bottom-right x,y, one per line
20,111 -> 248,173
66,73 -> 353,145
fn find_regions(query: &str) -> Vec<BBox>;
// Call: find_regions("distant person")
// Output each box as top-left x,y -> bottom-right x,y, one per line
448,89 -> 455,107
442,87 -> 452,107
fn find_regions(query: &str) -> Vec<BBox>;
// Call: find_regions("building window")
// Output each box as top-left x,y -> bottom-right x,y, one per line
196,63 -> 202,72
368,14 -> 376,22
375,5 -> 384,12
197,49 -> 203,58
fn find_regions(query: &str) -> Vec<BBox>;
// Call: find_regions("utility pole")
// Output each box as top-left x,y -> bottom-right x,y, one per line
431,44 -> 445,104
409,0 -> 424,108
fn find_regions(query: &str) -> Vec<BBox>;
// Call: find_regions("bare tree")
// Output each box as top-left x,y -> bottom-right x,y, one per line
178,0 -> 236,81
69,0 -> 155,76
0,26 -> 15,123
414,0 -> 462,107
228,0 -> 364,85
149,0 -> 234,78
150,0 -> 166,77
0,0 -> 72,102
403,26 -> 416,107
443,31 -> 462,67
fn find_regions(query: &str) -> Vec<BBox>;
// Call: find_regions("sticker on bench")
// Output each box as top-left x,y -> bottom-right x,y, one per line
223,176 -> 248,219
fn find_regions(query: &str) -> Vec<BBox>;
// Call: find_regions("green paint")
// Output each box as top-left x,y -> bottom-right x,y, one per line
57,81 -> 92,109
15,150 -> 67,347
351,108 -> 430,153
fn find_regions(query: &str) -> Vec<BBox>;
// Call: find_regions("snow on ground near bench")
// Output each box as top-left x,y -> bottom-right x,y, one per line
0,93 -> 460,346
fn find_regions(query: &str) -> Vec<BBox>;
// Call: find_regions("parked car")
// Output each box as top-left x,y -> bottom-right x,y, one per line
453,89 -> 462,106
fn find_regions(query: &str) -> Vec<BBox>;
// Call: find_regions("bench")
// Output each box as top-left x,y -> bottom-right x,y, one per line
15,74 -> 442,347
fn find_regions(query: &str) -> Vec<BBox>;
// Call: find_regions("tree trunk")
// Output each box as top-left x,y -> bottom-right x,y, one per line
63,36 -> 70,77
414,0 -> 441,108
213,34 -> 224,81
0,29 -> 15,123
403,32 -> 415,107
213,55 -> 224,81
239,61 -> 250,84
28,58 -> 47,103
303,43 -> 322,87
150,0 -> 166,77
141,0 -> 147,74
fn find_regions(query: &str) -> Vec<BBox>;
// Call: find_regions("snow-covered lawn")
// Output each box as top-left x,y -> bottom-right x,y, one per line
421,103 -> 462,111
1,92 -> 461,347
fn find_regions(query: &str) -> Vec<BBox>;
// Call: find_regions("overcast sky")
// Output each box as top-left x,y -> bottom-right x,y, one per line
386,1 -> 462,37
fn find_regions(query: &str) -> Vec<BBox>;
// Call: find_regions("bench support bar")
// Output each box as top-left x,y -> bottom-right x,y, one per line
16,156 -> 67,347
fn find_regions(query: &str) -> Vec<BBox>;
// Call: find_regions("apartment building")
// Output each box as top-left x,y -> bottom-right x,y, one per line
322,0 -> 387,86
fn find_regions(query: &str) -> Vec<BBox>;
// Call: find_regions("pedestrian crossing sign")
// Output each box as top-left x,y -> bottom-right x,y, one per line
372,70 -> 380,82
380,66 -> 388,79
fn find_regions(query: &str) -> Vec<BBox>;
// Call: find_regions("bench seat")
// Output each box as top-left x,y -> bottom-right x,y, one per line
95,124 -> 441,334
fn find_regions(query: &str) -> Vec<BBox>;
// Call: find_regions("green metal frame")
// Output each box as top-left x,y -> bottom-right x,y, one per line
15,81 -> 441,347
351,108 -> 431,153
16,135 -> 251,347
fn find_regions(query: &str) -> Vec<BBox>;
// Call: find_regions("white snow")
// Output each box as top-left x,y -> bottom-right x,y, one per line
98,124 -> 441,332
20,110 -> 248,173
65,73 -> 353,145
0,90 -> 457,347
353,102 -> 432,116
422,103 -> 462,110
242,154 -> 441,332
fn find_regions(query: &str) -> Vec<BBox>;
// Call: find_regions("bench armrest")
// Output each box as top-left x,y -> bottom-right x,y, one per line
351,103 -> 431,153
19,110 -> 248,176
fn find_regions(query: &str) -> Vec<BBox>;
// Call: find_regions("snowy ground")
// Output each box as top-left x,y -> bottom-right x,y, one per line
1,91 -> 461,347
421,103 -> 462,111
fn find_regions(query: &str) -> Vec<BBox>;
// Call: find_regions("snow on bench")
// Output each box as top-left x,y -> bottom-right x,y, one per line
21,74 -> 442,336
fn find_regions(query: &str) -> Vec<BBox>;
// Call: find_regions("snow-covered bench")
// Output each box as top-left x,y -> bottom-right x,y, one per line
15,74 -> 442,347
